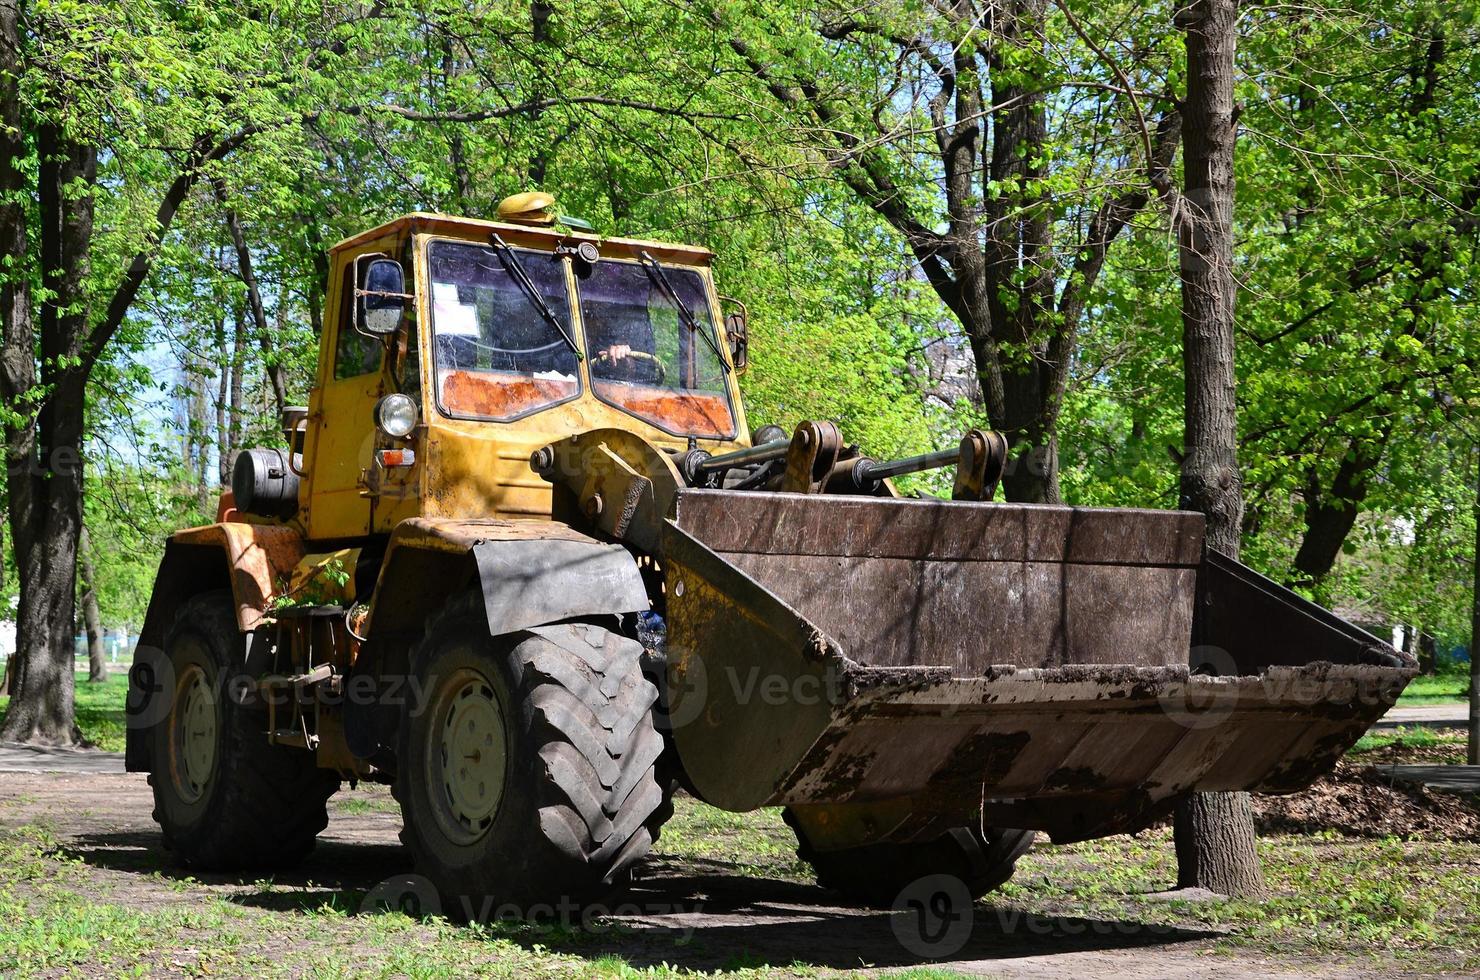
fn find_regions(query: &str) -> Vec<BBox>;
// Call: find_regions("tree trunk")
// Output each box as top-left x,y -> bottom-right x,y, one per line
214,182 -> 287,418
0,0 -> 25,712
1417,633 -> 1436,676
0,0 -> 252,746
228,299 -> 246,471
79,525 -> 107,684
214,299 -> 230,487
526,0 -> 554,187
190,352 -> 212,512
1172,0 -> 1266,899
442,36 -> 473,208
1290,438 -> 1385,587
1470,455 -> 1478,766
0,116 -> 95,746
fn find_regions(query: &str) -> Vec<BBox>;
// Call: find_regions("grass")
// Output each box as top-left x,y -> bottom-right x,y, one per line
1,667 -> 1476,973
0,825 -> 757,979
7,800 -> 1472,976
0,670 -> 129,751
1397,673 -> 1472,706
1002,829 -> 1480,967
333,793 -> 401,815
1349,725 -> 1462,754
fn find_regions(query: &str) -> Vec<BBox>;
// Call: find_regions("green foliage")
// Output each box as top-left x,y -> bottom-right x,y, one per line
0,0 -> 1467,661
1059,1 -> 1480,645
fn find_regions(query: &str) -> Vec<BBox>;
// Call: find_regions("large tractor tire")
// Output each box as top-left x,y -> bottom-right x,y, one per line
149,591 -> 338,870
785,808 -> 1035,908
394,593 -> 668,916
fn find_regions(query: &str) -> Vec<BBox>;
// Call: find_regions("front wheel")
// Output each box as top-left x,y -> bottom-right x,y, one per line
394,594 -> 669,915
148,592 -> 338,870
785,809 -> 1035,908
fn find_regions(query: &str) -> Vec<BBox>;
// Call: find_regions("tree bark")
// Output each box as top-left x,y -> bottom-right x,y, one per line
1470,454 -> 1478,766
442,36 -> 473,207
1172,0 -> 1266,899
214,295 -> 230,487
79,525 -> 107,684
191,350 -> 212,512
227,298 -> 246,477
0,118 -> 94,746
1290,438 -> 1386,586
0,0 -> 26,710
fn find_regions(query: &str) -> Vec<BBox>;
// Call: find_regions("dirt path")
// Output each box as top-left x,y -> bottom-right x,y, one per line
0,770 -> 1427,978
1374,703 -> 1470,729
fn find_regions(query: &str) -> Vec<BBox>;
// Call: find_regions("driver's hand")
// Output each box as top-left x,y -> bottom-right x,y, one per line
604,344 -> 632,362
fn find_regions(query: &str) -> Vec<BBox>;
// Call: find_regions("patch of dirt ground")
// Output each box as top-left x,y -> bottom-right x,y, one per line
1254,762 -> 1480,840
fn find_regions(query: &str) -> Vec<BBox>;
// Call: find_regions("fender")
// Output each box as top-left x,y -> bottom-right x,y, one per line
126,522 -> 306,772
363,517 -> 650,641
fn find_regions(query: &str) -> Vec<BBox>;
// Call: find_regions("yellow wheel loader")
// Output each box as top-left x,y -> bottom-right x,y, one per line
126,195 -> 1414,912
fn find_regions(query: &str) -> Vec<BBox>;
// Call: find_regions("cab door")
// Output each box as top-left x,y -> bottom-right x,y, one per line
303,254 -> 387,541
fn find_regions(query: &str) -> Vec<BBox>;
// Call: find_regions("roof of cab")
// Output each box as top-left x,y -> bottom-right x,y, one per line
330,212 -> 713,265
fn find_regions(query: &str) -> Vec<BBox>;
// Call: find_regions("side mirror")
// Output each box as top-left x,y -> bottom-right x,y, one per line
721,297 -> 749,373
358,258 -> 409,337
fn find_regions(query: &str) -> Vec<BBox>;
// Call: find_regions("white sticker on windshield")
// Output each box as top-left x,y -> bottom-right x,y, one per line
432,282 -> 478,337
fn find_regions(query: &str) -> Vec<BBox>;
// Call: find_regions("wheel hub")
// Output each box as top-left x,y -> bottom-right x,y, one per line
435,672 -> 507,844
170,663 -> 217,804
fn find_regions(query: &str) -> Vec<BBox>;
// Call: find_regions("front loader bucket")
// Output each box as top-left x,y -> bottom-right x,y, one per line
661,490 -> 1413,844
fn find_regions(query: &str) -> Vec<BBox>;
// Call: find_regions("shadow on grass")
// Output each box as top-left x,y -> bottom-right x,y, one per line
62,829 -> 412,904
65,832 -> 1219,971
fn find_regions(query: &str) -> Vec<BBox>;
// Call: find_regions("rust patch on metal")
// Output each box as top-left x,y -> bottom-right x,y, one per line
171,522 -> 306,631
929,731 -> 1031,784
440,369 -> 577,419
592,382 -> 733,439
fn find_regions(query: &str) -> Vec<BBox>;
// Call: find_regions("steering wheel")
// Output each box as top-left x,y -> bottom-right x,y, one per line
471,338 -> 570,356
596,349 -> 667,383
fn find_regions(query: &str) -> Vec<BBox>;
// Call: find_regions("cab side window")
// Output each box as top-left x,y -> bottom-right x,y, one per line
335,262 -> 384,380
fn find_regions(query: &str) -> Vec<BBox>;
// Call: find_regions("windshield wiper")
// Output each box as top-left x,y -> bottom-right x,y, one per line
489,233 -> 583,361
638,250 -> 730,375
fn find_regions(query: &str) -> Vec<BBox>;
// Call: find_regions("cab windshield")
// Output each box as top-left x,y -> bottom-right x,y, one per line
578,259 -> 735,439
428,239 -> 580,421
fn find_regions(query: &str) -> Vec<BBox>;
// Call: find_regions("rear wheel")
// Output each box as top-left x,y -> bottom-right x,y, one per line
148,592 -> 338,870
784,809 -> 1035,907
395,593 -> 669,916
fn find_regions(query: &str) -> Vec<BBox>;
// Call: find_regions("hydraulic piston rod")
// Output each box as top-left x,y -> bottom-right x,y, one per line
826,429 -> 1009,500
696,437 -> 792,473
857,448 -> 961,482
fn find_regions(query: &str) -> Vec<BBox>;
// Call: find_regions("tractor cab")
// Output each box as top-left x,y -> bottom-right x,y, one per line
294,197 -> 751,541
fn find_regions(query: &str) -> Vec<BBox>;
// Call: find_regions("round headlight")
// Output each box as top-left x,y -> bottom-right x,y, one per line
376,393 -> 418,438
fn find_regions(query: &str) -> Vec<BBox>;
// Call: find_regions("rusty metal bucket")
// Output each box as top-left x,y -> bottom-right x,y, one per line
660,490 -> 1413,844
